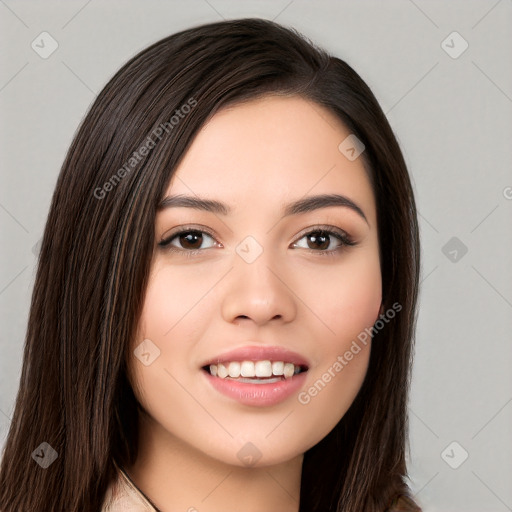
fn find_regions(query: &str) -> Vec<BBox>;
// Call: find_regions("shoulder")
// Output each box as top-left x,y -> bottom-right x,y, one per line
101,464 -> 158,512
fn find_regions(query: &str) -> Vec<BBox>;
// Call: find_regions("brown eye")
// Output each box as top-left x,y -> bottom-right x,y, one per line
176,231 -> 204,250
305,231 -> 331,251
158,230 -> 216,252
291,226 -> 356,256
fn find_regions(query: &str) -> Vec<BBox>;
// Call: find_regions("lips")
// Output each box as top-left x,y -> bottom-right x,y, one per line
203,368 -> 307,407
201,345 -> 310,407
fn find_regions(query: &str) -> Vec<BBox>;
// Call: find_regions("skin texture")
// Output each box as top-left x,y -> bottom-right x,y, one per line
126,95 -> 382,512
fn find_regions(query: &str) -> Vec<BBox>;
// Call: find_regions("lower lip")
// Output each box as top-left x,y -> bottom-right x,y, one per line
203,369 -> 308,407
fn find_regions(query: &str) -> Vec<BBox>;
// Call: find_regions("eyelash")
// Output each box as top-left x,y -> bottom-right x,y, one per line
158,224 -> 357,259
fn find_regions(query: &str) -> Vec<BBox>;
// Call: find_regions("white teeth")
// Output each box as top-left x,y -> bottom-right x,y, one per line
228,361 -> 241,378
255,360 -> 272,377
240,361 -> 255,377
272,361 -> 284,376
283,363 -> 295,378
217,363 -> 228,378
207,360 -> 303,379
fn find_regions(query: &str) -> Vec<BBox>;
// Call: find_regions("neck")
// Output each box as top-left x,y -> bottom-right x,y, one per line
124,412 -> 303,512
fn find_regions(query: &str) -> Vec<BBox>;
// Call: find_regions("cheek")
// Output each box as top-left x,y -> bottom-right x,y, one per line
129,266 -> 207,406
296,248 -> 382,345
136,265 -> 214,347
128,267 -> 208,432
292,248 -> 381,427
298,250 -> 382,435
294,271 -> 380,444
296,342 -> 370,447
333,263 -> 382,340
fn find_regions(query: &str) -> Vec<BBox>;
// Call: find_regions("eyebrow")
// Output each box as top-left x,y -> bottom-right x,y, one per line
157,193 -> 368,225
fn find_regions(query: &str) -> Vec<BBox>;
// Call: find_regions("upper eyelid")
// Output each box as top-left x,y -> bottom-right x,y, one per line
159,224 -> 217,243
293,224 -> 351,240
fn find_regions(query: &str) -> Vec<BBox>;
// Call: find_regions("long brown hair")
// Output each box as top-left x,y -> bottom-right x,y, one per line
0,18 -> 421,511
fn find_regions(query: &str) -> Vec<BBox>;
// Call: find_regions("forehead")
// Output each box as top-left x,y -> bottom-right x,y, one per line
166,95 -> 376,226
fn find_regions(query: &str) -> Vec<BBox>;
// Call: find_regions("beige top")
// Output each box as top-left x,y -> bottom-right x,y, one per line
101,462 -> 159,512
100,464 -> 418,512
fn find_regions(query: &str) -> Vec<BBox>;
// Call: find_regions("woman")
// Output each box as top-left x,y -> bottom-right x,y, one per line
0,18 -> 421,512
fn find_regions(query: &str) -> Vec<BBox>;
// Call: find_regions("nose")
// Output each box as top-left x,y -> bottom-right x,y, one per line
220,248 -> 297,327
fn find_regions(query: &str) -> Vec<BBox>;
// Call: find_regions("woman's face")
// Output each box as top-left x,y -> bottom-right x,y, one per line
129,95 -> 382,467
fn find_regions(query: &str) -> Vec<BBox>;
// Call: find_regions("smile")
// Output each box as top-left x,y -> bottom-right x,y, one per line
206,360 -> 305,381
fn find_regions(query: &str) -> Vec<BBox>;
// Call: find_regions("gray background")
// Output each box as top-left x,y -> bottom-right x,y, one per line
1,1 -> 511,510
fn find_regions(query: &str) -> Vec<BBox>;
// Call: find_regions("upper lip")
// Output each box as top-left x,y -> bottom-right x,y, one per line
201,345 -> 310,369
